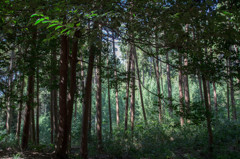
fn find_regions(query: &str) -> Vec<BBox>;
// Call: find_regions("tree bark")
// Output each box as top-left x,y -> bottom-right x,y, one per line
178,55 -> 184,126
130,46 -> 136,133
212,82 -> 218,112
124,45 -> 132,131
36,67 -> 40,145
207,81 -> 211,111
133,49 -> 147,124
96,51 -> 102,152
166,52 -> 173,113
184,56 -> 190,113
198,74 -> 204,102
56,35 -> 69,158
112,35 -> 120,127
202,75 -> 213,153
21,29 -> 37,150
16,74 -> 25,143
80,29 -> 96,159
226,59 -> 230,120
107,57 -> 112,135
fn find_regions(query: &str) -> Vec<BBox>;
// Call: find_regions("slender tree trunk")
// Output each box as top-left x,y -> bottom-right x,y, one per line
31,104 -> 36,144
80,30 -> 97,159
198,74 -> 204,102
207,81 -> 211,111
230,69 -> 237,120
130,46 -> 136,133
21,29 -> 37,150
184,56 -> 190,113
226,59 -> 230,120
56,35 -> 69,158
178,55 -> 184,126
36,67 -> 40,145
6,50 -> 14,134
50,90 -> 54,144
96,51 -> 102,152
124,45 -> 132,130
166,52 -> 173,113
202,75 -> 213,153
112,35 -> 120,127
212,82 -> 218,112
66,30 -> 80,151
153,56 -> 162,123
133,49 -> 147,124
16,74 -> 25,143
107,57 -> 112,135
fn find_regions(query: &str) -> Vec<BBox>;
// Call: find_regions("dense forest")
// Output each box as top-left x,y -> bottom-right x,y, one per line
0,0 -> 239,159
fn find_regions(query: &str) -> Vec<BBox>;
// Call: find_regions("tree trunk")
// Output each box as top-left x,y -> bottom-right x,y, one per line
166,52 -> 173,113
207,81 -> 211,111
6,50 -> 14,134
178,55 -> 184,126
202,75 -> 213,153
198,74 -> 204,102
56,35 -> 69,158
112,35 -> 120,127
96,51 -> 102,152
153,57 -> 162,123
16,74 -> 25,143
107,57 -> 112,135
226,59 -> 230,120
21,29 -> 36,150
66,30 -> 80,151
80,32 -> 96,159
184,56 -> 190,113
124,45 -> 132,131
133,49 -> 147,124
36,67 -> 40,145
50,90 -> 54,144
212,82 -> 218,112
130,46 -> 136,133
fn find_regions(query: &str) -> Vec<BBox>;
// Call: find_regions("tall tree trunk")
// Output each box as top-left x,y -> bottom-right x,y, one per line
154,57 -> 162,123
66,30 -> 80,151
124,45 -> 132,131
36,67 -> 40,145
133,49 -> 147,124
202,75 -> 213,153
50,90 -> 54,144
6,50 -> 14,134
198,74 -> 204,102
112,34 -> 120,127
212,82 -> 218,112
96,51 -> 102,152
184,56 -> 190,113
31,105 -> 36,144
166,52 -> 173,113
80,30 -> 97,159
159,58 -> 164,115
21,29 -> 37,150
226,59 -> 230,120
207,81 -> 211,111
130,46 -> 136,133
178,55 -> 184,126
16,74 -> 25,143
230,60 -> 237,120
56,35 -> 69,158
107,57 -> 112,135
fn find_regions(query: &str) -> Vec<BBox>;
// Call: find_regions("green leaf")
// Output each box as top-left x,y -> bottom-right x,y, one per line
31,13 -> 39,18
61,28 -> 69,34
55,26 -> 63,30
34,18 -> 45,25
222,11 -> 232,16
42,20 -> 51,24
47,24 -> 58,28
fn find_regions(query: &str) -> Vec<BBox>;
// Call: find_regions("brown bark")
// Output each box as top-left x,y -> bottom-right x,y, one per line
50,90 -> 54,144
154,56 -> 162,123
133,49 -> 147,124
107,57 -> 112,135
178,55 -> 184,126
124,45 -> 132,131
16,74 -> 25,143
96,52 -> 102,152
130,46 -> 136,133
166,52 -> 173,113
6,50 -> 14,134
112,35 -> 120,127
36,67 -> 40,145
202,75 -> 213,153
184,56 -> 190,112
21,29 -> 37,150
207,81 -> 211,111
212,82 -> 218,112
56,35 -> 69,158
226,59 -> 230,120
80,33 -> 96,159
198,74 -> 204,102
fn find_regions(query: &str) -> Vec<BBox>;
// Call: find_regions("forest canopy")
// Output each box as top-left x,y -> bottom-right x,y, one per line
0,0 -> 239,159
